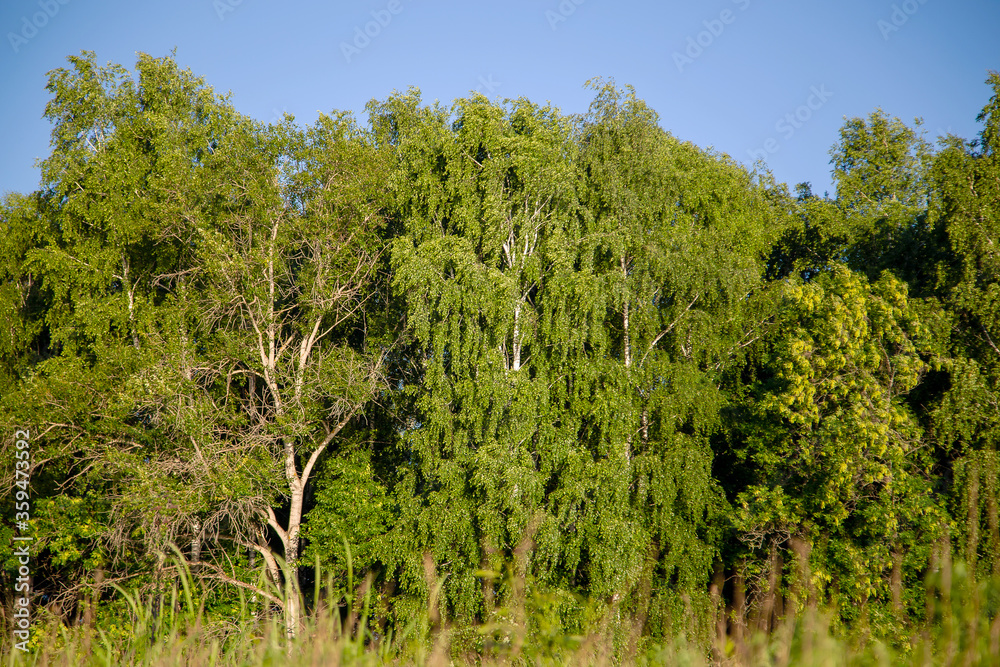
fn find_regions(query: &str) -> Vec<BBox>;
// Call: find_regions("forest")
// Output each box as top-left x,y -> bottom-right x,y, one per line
2,52 -> 1000,665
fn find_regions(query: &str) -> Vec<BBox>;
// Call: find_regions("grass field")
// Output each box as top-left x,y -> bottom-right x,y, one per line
4,553 -> 999,666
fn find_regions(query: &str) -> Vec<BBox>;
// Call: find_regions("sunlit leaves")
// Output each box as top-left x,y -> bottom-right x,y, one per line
736,266 -> 943,613
374,83 -> 778,639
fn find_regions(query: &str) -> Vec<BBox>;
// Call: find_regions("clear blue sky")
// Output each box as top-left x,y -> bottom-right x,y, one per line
2,0 -> 998,198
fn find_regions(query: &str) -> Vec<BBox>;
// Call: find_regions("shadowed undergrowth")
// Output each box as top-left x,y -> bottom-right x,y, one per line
3,549 -> 998,666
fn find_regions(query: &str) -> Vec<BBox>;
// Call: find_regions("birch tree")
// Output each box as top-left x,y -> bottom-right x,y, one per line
373,86 -> 776,638
577,81 -> 777,634
0,52 -> 388,636
143,111 -> 389,636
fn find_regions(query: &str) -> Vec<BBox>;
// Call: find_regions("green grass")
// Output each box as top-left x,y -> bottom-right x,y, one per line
4,553 -> 999,666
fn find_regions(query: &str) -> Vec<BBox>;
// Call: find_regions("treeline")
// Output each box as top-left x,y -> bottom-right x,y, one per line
2,51 -> 1000,651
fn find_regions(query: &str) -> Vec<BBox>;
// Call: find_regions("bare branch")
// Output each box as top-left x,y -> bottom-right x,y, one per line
640,293 -> 700,367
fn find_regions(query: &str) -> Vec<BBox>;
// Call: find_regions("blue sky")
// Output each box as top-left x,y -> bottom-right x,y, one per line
1,0 -> 998,198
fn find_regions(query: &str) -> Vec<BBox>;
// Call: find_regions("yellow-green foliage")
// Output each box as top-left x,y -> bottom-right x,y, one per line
736,267 -> 944,632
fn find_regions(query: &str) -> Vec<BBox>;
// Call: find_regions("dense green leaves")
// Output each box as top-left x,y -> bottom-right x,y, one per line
4,53 -> 1000,654
734,268 -> 943,623
364,82 -> 779,639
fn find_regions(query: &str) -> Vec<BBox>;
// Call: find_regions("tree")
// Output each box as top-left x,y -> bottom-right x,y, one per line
927,71 -> 1000,580
2,50 -> 244,621
734,266 -> 943,631
0,192 -> 50,388
829,109 -> 937,288
370,84 -> 778,641
576,81 -> 778,636
372,89 -> 586,625
0,52 -> 389,637
129,109 -> 389,636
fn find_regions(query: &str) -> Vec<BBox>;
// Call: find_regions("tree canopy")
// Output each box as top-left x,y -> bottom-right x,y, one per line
3,53 -> 1000,654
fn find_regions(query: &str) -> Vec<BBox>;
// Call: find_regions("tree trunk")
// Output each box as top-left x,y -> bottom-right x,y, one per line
190,519 -> 202,569
710,563 -> 726,663
512,302 -> 522,371
789,536 -> 813,610
621,256 -> 632,462
773,548 -> 784,625
756,541 -> 778,634
890,549 -> 903,616
280,476 -> 304,640
248,547 -> 258,611
732,564 -> 748,663
967,459 -> 980,571
82,567 -> 103,628
621,256 -> 631,369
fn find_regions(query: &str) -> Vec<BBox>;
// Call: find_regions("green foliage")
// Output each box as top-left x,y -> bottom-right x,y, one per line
827,109 -> 941,290
6,51 -> 1000,662
372,82 -> 777,641
302,451 -> 391,577
734,266 -> 945,634
831,109 -> 931,213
